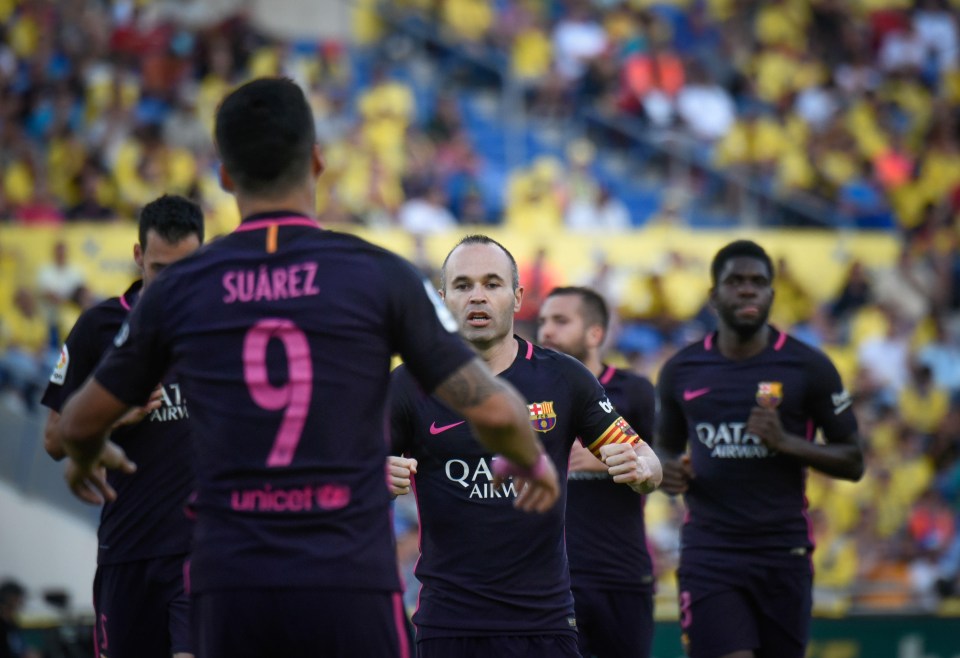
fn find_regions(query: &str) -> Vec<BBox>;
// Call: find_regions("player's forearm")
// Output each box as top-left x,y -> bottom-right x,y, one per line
59,380 -> 130,466
777,433 -> 864,481
44,411 -> 67,461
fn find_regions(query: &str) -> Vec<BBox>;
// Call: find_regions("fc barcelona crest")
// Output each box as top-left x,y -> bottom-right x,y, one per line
528,401 -> 557,433
756,382 -> 783,409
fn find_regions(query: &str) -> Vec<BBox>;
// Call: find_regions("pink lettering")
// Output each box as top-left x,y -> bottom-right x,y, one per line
222,272 -> 238,303
254,266 -> 273,301
230,484 -> 317,512
237,271 -> 254,302
271,267 -> 289,300
288,265 -> 302,298
302,262 -> 320,295
316,483 -> 350,510
221,264 -> 322,304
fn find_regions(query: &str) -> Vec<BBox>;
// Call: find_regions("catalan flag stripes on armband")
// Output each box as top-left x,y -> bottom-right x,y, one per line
586,417 -> 640,458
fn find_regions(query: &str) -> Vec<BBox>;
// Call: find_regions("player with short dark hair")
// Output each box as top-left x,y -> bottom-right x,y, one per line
655,239 -> 864,658
538,286 -> 656,658
52,78 -> 558,658
42,194 -> 204,658
388,235 -> 662,658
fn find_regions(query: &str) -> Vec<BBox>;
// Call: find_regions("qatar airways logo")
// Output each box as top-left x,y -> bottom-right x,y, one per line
695,422 -> 771,459
149,383 -> 189,423
231,483 -> 351,512
446,458 -> 519,499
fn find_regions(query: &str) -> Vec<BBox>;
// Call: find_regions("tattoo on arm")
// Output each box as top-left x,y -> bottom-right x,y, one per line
436,359 -> 503,409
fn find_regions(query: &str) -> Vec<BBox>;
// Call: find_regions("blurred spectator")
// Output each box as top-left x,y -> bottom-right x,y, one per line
873,247 -> 937,323
829,260 -> 873,325
35,240 -> 85,316
879,22 -> 926,75
397,183 -> 457,234
0,580 -> 39,658
65,165 -> 117,221
675,61 -> 735,142
0,288 -> 51,411
838,160 -> 893,228
15,174 -> 64,225
899,361 -> 950,436
770,257 -> 815,329
162,84 -> 210,154
565,184 -> 631,231
551,4 -> 607,84
917,314 -> 960,395
514,246 -> 561,340
857,309 -> 912,398
912,0 -> 959,75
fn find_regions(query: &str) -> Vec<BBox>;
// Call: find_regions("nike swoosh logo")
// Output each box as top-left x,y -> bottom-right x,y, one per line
683,388 -> 710,401
429,421 -> 466,435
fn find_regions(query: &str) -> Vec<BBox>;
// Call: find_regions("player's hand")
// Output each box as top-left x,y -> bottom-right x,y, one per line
747,406 -> 785,452
112,385 -> 163,429
64,440 -> 137,505
660,453 -> 694,495
492,453 -> 561,513
568,440 -> 607,474
387,456 -> 418,497
600,443 -> 657,493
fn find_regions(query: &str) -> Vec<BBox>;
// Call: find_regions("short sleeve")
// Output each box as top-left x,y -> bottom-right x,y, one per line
382,255 -> 474,393
566,356 -> 640,457
803,351 -> 858,442
40,309 -> 106,413
388,367 -> 417,456
93,280 -> 171,406
625,375 -> 656,445
655,357 -> 688,453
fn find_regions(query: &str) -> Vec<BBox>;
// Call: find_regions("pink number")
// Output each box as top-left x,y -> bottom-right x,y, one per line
243,319 -> 313,467
679,590 -> 692,629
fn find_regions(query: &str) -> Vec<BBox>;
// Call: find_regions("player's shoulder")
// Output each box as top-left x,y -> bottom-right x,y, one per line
529,341 -> 581,369
607,366 -> 654,391
529,341 -> 598,382
71,295 -> 127,333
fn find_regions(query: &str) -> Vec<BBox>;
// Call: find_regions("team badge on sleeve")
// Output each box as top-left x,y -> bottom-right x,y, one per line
756,381 -> 783,409
528,401 -> 557,432
50,345 -> 69,384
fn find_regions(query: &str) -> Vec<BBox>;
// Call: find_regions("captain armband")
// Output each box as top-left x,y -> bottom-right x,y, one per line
585,416 -> 643,459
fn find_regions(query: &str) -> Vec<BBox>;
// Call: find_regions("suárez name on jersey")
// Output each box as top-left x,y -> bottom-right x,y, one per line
149,383 -> 189,423
445,458 -> 520,499
695,422 -> 771,458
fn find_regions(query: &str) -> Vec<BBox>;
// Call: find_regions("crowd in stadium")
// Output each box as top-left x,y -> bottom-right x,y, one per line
1,0 -> 960,624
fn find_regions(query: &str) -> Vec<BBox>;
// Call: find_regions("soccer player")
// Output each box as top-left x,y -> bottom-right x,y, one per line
388,235 -> 662,658
52,78 -> 558,658
654,240 -> 864,658
538,286 -> 656,658
42,194 -> 203,658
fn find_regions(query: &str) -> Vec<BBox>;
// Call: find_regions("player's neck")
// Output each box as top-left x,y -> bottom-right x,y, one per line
478,335 -> 520,375
234,189 -> 317,222
583,352 -> 604,378
716,324 -> 770,360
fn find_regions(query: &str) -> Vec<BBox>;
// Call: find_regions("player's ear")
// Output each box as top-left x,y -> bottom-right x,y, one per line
133,243 -> 143,271
311,143 -> 326,178
514,285 -> 524,313
219,163 -> 235,192
586,324 -> 604,349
